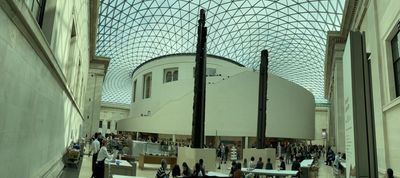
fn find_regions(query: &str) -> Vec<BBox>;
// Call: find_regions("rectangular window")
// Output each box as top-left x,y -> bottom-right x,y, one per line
25,0 -> 47,27
164,68 -> 178,83
206,68 -> 217,76
143,73 -> 152,99
193,67 -> 217,77
391,30 -> 400,97
115,122 -> 118,130
99,120 -> 103,128
107,121 -> 111,129
132,80 -> 137,102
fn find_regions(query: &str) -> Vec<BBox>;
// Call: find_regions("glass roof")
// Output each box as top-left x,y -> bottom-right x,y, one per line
96,0 -> 345,104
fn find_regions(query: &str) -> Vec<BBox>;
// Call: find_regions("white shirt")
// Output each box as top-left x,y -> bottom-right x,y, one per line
91,139 -> 100,154
97,146 -> 113,161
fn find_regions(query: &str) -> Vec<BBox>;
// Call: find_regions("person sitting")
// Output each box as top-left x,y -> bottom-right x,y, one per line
233,163 -> 242,178
182,162 -> 192,177
229,161 -> 237,177
334,152 -> 341,171
199,158 -> 206,173
249,156 -> 256,169
156,159 -> 170,178
279,156 -> 286,170
291,157 -> 301,171
256,157 -> 264,169
192,163 -> 204,177
172,164 -> 181,178
265,158 -> 273,170
291,157 -> 301,177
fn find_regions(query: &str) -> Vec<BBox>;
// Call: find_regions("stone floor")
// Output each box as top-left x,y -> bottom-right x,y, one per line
58,154 -> 342,178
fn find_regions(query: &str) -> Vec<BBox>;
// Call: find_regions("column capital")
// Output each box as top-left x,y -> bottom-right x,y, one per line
90,56 -> 110,75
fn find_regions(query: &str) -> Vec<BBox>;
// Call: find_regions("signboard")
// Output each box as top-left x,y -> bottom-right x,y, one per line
343,40 -> 356,177
342,31 -> 377,178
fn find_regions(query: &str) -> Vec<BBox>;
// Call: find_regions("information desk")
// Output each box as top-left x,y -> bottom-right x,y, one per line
300,159 -> 314,168
241,168 -> 298,176
105,159 -> 135,178
300,159 -> 314,178
138,153 -> 177,169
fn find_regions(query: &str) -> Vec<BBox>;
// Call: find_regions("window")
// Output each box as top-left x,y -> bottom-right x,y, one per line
392,30 -> 400,97
107,121 -> 111,129
193,67 -> 217,77
99,120 -> 103,128
132,80 -> 137,102
115,122 -> 118,130
206,68 -> 217,76
143,73 -> 152,99
25,0 -> 46,27
164,68 -> 178,83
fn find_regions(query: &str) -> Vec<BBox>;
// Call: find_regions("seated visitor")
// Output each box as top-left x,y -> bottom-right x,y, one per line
256,157 -> 264,169
291,157 -> 301,177
291,157 -> 301,171
279,156 -> 286,170
192,163 -> 204,177
334,152 -> 341,170
156,159 -> 170,178
265,158 -> 273,170
199,158 -> 206,172
249,156 -> 256,169
172,164 -> 181,178
229,161 -> 237,177
182,162 -> 192,177
233,163 -> 242,178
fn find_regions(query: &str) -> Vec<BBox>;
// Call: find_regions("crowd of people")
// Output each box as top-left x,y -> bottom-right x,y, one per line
86,134 -> 396,178
156,159 -> 206,178
283,143 -> 325,164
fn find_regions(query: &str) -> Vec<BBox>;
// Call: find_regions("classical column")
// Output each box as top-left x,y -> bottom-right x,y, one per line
172,134 -> 176,143
83,56 -> 110,137
324,32 -> 345,150
245,137 -> 249,149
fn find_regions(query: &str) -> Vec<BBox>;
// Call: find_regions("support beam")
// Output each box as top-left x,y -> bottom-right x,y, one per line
191,9 -> 207,148
256,50 -> 269,149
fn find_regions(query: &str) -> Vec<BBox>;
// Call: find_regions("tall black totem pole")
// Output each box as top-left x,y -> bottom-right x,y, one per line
256,50 -> 269,149
191,9 -> 207,148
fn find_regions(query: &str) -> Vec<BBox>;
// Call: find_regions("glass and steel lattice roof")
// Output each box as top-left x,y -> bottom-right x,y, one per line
96,0 -> 345,104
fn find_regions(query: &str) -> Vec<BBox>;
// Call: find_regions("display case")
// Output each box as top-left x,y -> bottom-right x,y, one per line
130,140 -> 177,158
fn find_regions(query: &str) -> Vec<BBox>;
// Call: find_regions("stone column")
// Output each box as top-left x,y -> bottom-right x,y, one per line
245,137 -> 249,149
331,43 -> 345,152
324,32 -> 346,150
172,134 -> 176,143
83,56 -> 110,137
333,56 -> 345,153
